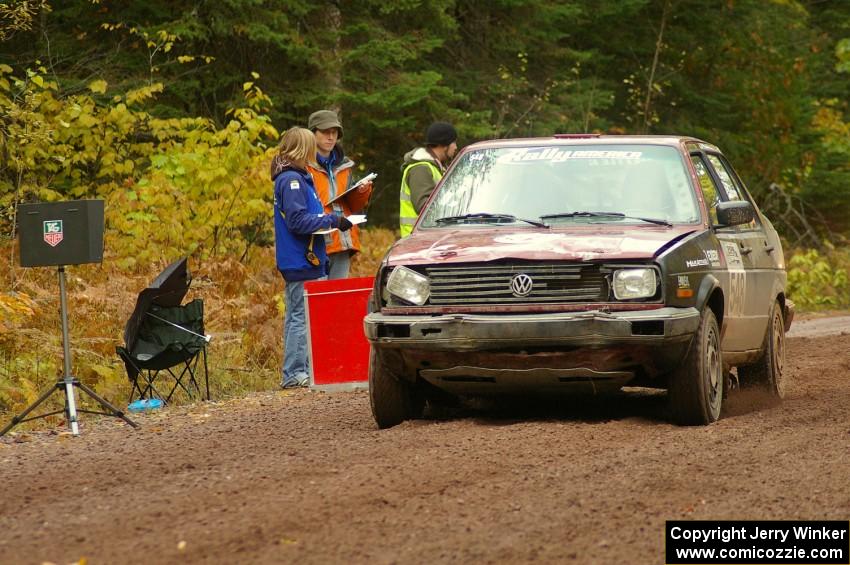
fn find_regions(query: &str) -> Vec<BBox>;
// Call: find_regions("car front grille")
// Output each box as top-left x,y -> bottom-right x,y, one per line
425,262 -> 608,305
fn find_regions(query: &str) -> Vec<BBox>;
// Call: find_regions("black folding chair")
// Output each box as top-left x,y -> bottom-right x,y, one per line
116,258 -> 211,404
117,299 -> 210,403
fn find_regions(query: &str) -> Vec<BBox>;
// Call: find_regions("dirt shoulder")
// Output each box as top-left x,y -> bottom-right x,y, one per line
2,331 -> 850,564
787,312 -> 850,339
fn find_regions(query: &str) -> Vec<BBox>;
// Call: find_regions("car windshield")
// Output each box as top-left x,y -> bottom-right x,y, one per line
419,144 -> 701,227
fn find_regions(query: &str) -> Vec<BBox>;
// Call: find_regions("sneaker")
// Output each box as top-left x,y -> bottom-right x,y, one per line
280,376 -> 309,389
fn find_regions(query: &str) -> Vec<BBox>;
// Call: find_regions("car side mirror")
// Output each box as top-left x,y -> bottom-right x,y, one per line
716,201 -> 754,226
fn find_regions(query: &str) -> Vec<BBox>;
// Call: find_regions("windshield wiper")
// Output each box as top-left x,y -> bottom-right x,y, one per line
539,211 -> 672,227
434,212 -> 549,228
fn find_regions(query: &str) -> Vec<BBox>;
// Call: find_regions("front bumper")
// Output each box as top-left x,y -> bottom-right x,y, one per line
365,307 -> 701,392
364,307 -> 701,351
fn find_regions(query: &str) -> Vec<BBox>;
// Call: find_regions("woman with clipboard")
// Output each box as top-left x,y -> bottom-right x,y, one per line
270,127 -> 352,388
306,110 -> 373,279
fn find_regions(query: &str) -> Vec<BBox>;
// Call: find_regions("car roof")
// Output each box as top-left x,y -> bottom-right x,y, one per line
464,134 -> 717,152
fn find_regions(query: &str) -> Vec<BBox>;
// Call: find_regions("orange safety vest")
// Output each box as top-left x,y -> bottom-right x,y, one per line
307,160 -> 372,256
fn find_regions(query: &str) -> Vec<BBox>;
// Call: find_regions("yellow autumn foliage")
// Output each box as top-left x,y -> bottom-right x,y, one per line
0,64 -> 399,426
0,291 -> 37,339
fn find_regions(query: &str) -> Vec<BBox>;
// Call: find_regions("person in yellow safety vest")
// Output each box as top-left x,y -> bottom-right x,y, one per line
399,122 -> 458,237
306,110 -> 373,279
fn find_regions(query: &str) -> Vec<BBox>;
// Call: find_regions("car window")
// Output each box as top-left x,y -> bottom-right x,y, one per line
690,155 -> 719,224
419,144 -> 701,227
705,154 -> 740,200
705,154 -> 759,229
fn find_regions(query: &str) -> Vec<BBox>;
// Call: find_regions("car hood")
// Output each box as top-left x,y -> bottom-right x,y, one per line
388,226 -> 698,266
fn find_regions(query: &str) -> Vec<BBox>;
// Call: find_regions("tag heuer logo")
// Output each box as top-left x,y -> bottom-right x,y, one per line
43,220 -> 63,247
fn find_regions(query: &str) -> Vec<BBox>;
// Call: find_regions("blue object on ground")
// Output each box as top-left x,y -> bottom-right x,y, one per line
127,398 -> 164,412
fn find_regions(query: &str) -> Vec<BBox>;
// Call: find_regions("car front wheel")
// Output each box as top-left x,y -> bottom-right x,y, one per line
669,308 -> 723,425
368,348 -> 424,429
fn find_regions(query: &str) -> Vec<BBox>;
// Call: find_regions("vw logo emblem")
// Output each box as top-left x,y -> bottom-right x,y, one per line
510,273 -> 533,297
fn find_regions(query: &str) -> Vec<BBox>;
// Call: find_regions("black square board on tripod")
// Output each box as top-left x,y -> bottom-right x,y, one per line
18,199 -> 105,267
1,199 -> 138,436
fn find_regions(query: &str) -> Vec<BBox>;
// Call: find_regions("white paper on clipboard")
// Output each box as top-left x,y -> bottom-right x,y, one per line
312,215 -> 367,235
326,173 -> 377,205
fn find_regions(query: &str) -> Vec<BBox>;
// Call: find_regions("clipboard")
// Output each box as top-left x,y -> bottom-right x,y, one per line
326,173 -> 377,205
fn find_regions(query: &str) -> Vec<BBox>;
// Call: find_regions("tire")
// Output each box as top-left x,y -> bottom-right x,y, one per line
669,308 -> 723,425
738,301 -> 786,398
368,348 -> 423,429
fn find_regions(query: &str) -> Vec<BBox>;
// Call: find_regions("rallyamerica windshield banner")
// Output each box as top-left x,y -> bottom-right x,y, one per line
666,520 -> 849,564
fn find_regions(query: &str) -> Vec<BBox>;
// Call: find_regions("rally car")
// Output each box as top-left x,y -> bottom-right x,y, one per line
364,135 -> 793,427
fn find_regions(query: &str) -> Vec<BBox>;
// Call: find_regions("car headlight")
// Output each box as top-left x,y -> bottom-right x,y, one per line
613,268 -> 657,300
386,266 -> 430,305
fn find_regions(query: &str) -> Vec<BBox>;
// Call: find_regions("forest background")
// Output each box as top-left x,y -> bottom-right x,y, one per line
1,0 -> 849,419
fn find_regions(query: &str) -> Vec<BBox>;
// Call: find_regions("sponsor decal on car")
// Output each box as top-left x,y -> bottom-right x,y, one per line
685,258 -> 710,268
704,249 -> 721,267
497,147 -> 643,164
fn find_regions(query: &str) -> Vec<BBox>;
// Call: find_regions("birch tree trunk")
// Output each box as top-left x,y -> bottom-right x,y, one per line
642,0 -> 671,134
325,1 -> 342,114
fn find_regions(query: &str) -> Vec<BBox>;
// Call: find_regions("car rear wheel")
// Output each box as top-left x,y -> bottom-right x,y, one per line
369,348 -> 424,429
669,308 -> 723,425
738,300 -> 786,398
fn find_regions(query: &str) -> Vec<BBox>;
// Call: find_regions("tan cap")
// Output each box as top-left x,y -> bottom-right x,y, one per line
308,110 -> 343,139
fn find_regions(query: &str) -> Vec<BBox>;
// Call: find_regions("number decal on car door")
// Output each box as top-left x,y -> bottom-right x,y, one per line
721,241 -> 746,317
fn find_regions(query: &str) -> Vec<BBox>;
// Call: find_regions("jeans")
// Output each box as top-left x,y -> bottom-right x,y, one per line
328,251 -> 351,280
282,276 -> 326,387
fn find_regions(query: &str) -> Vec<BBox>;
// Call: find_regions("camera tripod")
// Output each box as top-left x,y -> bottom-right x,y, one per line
0,266 -> 138,437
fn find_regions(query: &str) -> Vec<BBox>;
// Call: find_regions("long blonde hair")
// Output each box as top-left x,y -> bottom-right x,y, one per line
276,127 -> 317,170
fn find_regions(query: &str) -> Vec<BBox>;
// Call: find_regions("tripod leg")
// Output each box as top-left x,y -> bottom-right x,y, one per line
75,380 -> 139,429
0,382 -> 63,437
63,379 -> 80,435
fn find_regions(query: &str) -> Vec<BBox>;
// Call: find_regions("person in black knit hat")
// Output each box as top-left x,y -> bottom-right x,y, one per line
398,121 -> 459,236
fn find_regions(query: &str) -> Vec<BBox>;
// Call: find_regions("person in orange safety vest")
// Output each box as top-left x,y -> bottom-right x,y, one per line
306,110 -> 373,279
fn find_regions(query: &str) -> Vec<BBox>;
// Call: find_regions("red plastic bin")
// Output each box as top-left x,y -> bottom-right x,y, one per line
304,276 -> 373,390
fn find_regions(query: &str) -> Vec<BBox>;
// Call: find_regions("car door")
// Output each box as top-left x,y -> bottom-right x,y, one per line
688,151 -> 759,352
703,153 -> 773,349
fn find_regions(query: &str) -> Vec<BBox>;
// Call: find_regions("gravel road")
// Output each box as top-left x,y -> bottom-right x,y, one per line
1,322 -> 848,564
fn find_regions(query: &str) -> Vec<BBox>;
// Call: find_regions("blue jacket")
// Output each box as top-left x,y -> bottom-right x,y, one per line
272,160 -> 339,281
